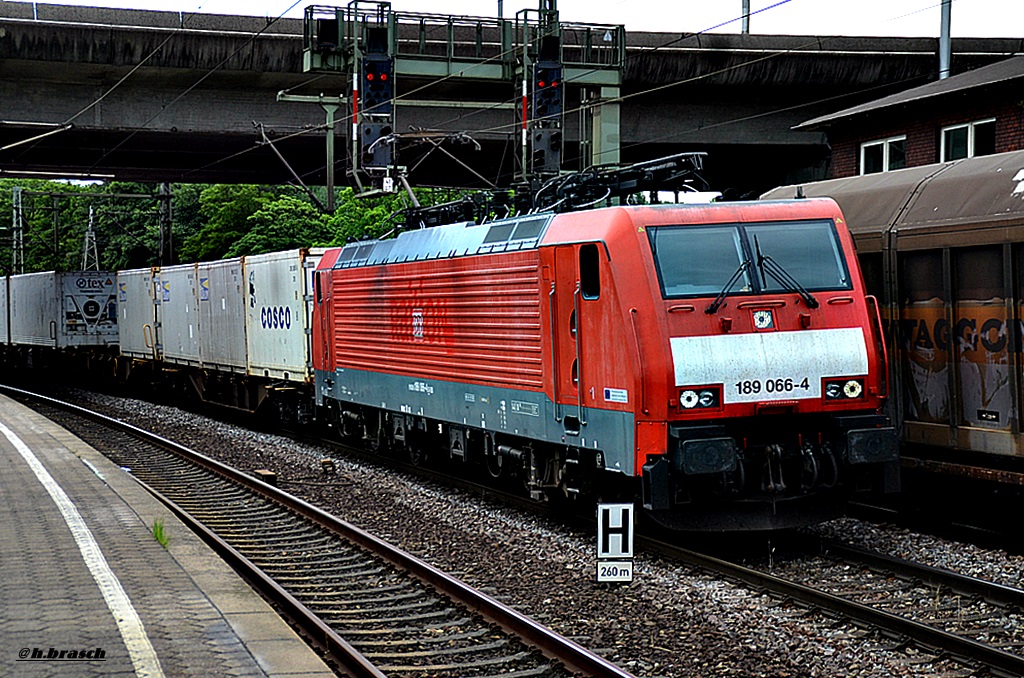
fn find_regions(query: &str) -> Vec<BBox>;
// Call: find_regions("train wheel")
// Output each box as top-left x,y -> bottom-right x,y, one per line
408,440 -> 427,466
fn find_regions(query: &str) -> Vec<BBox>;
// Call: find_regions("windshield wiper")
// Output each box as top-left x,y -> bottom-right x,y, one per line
705,260 -> 751,314
754,236 -> 819,309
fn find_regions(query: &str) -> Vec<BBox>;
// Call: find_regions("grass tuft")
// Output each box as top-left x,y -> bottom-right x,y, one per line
152,518 -> 170,549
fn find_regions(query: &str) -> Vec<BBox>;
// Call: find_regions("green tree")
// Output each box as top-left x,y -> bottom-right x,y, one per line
178,184 -> 271,262
95,182 -> 162,271
226,195 -> 329,257
170,183 -> 204,263
324,187 -> 462,245
1,178 -> 103,273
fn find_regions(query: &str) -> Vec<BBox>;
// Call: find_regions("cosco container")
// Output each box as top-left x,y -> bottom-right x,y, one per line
243,248 -> 323,382
9,271 -> 117,347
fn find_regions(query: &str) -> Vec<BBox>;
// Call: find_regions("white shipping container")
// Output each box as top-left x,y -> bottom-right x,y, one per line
9,271 -> 118,347
197,258 -> 247,372
244,248 -> 323,382
158,263 -> 200,365
0,276 -> 8,345
117,267 -> 160,360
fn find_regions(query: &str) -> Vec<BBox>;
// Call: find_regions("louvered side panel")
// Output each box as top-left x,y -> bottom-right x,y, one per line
330,252 -> 544,389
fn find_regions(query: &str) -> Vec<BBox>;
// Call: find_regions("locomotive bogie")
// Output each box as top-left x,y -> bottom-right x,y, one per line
315,366 -> 636,475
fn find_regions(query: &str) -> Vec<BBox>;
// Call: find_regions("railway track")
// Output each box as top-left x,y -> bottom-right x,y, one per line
281,407 -> 1024,675
26,384 -> 1024,676
642,532 -> 1024,677
11,387 -> 633,678
339,427 -> 1024,676
778,537 -> 1024,672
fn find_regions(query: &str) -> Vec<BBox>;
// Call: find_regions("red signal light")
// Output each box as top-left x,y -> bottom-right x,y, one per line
537,80 -> 546,88
380,73 -> 388,81
366,72 -> 375,81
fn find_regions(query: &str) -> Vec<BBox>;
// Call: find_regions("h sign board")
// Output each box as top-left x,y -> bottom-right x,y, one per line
597,503 -> 634,559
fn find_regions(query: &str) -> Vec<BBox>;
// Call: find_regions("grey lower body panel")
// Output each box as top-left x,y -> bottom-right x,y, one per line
317,368 -> 637,475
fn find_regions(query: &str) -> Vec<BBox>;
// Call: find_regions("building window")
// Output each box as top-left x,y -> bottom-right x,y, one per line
941,118 -> 996,162
860,135 -> 906,175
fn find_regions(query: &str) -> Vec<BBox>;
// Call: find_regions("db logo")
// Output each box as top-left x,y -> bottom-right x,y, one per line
412,309 -> 424,340
261,306 -> 291,330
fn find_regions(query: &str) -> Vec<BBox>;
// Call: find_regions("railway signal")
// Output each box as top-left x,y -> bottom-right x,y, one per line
532,128 -> 562,175
597,503 -> 634,583
359,54 -> 395,171
526,59 -> 564,176
531,61 -> 563,120
361,55 -> 394,116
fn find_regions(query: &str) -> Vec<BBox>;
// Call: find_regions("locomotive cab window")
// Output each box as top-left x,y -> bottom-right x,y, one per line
648,225 -> 748,297
648,219 -> 850,299
745,221 -> 851,292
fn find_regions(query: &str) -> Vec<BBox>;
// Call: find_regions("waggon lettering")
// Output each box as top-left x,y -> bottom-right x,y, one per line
900,315 -> 1020,354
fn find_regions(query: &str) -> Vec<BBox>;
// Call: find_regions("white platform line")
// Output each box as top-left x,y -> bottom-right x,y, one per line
0,421 -> 164,678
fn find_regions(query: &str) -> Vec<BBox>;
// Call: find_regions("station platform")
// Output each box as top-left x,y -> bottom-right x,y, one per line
0,393 -> 335,678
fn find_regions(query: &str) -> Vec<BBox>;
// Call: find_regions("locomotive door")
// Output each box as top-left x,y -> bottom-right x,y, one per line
552,246 -> 585,434
313,269 -> 332,373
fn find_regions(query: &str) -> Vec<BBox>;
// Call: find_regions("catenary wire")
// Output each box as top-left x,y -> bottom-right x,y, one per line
57,0 -> 950,187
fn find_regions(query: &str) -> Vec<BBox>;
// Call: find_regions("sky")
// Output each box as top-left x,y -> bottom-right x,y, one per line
18,0 -> 1024,37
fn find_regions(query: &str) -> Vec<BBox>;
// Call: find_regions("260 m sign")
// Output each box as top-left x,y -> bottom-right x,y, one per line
734,377 -> 810,396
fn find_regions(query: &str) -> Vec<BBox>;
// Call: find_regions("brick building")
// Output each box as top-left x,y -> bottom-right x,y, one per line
795,55 -> 1024,179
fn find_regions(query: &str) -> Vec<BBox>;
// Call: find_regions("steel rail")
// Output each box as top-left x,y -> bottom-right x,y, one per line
818,538 -> 1024,609
639,534 -> 1024,677
11,386 -> 633,678
2,386 -> 382,678
138,479 -> 385,678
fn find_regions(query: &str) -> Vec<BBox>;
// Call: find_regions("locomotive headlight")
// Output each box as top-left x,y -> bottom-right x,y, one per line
843,379 -> 863,399
678,386 -> 721,411
824,377 -> 865,401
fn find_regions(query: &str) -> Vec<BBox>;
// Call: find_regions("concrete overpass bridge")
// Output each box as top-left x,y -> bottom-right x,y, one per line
1,2 -> 1020,197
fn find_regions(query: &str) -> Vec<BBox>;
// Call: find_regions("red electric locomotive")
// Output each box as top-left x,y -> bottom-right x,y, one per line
312,197 -> 898,530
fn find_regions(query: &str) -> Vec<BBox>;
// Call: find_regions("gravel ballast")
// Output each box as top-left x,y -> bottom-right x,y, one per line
65,390 -> 1001,677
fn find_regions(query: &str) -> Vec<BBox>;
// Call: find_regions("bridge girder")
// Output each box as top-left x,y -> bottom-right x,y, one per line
0,3 -> 1018,195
